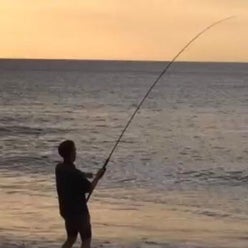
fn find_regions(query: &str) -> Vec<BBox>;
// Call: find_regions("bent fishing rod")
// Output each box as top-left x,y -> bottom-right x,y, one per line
87,16 -> 234,202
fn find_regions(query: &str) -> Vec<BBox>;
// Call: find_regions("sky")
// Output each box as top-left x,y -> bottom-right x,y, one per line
0,0 -> 247,62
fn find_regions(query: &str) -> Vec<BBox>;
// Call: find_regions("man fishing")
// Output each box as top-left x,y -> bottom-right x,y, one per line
55,140 -> 105,248
55,16 -> 233,248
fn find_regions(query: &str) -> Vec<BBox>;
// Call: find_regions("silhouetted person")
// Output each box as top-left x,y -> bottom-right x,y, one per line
55,140 -> 105,248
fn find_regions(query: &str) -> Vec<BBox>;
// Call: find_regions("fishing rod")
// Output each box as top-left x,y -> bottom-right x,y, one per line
87,16 -> 235,202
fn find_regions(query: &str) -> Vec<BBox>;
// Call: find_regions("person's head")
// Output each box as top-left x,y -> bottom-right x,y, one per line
58,140 -> 76,162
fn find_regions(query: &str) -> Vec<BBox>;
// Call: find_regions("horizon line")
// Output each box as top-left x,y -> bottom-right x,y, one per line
0,57 -> 247,64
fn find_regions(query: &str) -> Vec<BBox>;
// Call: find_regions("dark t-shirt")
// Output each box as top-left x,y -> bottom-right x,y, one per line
55,162 -> 92,218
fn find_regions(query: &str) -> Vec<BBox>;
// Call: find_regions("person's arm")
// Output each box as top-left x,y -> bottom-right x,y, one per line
84,172 -> 94,179
90,168 -> 106,190
76,170 -> 92,193
76,168 -> 105,193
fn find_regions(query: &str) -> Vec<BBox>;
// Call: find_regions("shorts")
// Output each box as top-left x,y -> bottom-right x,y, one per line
64,213 -> 92,240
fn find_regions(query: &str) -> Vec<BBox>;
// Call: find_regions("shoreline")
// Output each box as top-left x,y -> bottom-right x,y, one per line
1,196 -> 248,248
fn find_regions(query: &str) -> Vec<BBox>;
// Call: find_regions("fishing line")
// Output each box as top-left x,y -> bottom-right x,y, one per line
87,16 -> 235,202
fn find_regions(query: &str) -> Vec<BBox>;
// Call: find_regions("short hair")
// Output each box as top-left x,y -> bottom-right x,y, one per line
58,140 -> 75,159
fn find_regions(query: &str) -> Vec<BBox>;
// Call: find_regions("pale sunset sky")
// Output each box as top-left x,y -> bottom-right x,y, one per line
0,0 -> 247,62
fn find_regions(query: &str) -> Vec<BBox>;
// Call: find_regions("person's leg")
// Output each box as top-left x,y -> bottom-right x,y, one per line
80,238 -> 91,248
78,214 -> 92,248
62,236 -> 77,248
62,217 -> 78,248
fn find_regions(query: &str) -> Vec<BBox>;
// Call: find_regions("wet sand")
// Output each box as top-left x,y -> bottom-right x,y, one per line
1,188 -> 248,248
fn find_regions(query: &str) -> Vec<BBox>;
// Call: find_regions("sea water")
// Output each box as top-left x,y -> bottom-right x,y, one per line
0,60 -> 248,247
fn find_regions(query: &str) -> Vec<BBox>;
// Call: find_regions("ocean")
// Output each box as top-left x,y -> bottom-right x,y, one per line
0,60 -> 248,248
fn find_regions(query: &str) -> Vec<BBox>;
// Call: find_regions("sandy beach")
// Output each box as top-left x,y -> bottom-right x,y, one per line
1,188 -> 248,248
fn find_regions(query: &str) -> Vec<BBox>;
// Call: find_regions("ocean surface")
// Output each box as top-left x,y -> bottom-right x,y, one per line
0,60 -> 248,248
